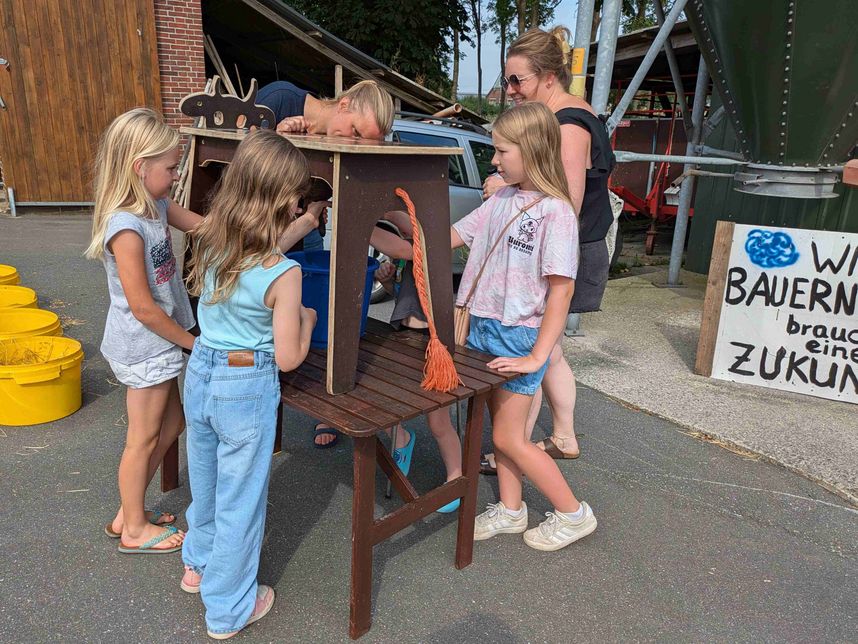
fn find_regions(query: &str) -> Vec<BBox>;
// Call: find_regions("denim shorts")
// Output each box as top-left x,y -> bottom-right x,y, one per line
105,344 -> 185,389
465,316 -> 548,395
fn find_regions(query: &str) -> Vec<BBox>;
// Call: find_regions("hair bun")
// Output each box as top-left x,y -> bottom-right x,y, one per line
550,26 -> 572,63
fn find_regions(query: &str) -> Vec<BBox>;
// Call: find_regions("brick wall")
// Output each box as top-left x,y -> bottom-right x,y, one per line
154,0 -> 206,129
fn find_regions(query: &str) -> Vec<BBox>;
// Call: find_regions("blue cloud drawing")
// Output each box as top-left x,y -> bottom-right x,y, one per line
744,229 -> 799,268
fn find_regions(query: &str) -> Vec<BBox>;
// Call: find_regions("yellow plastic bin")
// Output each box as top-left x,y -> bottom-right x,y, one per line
0,309 -> 62,340
0,285 -> 38,309
0,336 -> 84,425
0,264 -> 20,285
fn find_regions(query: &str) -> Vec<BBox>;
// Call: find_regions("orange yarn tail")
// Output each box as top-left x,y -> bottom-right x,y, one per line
395,187 -> 461,393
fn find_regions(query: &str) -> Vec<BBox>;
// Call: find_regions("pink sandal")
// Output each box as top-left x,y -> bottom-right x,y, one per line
181,565 -> 202,594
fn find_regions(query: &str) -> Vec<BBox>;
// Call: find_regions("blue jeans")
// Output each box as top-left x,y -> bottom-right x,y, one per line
466,316 -> 549,395
302,227 -> 324,252
182,342 -> 280,634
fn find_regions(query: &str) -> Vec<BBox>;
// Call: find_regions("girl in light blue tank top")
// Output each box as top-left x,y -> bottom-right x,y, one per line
180,130 -> 323,637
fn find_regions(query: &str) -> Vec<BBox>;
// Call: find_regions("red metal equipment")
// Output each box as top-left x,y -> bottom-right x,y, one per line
608,91 -> 697,254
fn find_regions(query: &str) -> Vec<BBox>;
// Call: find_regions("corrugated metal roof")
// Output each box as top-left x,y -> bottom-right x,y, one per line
584,20 -> 700,92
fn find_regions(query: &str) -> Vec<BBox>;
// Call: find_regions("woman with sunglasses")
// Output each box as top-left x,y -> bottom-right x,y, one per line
481,26 -> 615,469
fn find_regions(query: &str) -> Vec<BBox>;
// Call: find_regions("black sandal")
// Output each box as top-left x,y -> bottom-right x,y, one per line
479,453 -> 497,476
312,423 -> 339,449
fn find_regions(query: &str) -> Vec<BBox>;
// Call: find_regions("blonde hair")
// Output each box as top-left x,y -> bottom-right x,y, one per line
507,26 -> 573,91
85,108 -> 179,260
492,103 -> 573,207
186,129 -> 310,304
326,80 -> 395,135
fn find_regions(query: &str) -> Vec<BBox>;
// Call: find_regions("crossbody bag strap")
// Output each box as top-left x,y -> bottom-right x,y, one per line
461,196 -> 544,307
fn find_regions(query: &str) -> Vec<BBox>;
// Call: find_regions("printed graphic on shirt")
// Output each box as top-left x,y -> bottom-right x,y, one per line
508,210 -> 543,256
150,228 -> 177,285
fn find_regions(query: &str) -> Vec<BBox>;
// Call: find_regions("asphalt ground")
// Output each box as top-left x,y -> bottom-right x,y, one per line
1,213 -> 856,643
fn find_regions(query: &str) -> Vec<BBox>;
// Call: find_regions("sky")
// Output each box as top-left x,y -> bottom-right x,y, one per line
455,0 -> 579,95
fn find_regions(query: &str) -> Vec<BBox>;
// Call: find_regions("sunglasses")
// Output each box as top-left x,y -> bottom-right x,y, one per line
500,72 -> 538,91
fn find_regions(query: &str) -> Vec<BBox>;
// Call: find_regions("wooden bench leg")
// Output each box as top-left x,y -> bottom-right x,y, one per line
455,392 -> 488,570
160,437 -> 179,492
350,435 -> 376,639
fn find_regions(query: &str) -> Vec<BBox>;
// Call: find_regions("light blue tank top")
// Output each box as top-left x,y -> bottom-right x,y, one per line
198,256 -> 299,354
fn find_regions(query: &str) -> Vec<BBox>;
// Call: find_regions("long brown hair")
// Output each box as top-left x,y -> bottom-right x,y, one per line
492,102 -> 573,208
186,129 -> 310,303
507,26 -> 572,91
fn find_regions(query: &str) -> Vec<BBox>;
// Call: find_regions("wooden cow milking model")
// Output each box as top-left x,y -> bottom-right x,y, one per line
179,81 -> 460,394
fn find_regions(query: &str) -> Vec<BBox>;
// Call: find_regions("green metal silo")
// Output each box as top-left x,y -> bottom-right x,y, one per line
686,0 -> 858,198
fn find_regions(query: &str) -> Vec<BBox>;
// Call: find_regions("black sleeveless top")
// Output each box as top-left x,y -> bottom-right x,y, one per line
555,108 -> 616,243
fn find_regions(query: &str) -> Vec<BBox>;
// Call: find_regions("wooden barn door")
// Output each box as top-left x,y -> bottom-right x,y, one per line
0,0 -> 161,203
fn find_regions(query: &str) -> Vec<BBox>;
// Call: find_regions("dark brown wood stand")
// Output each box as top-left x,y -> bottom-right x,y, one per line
278,319 -> 515,639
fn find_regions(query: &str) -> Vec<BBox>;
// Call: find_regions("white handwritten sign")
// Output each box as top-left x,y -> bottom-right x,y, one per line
710,224 -> 858,404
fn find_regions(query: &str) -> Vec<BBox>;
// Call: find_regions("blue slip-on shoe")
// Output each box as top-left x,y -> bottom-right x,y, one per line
392,430 -> 415,476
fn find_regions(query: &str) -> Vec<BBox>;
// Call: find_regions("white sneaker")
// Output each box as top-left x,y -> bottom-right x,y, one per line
523,502 -> 597,551
474,502 -> 528,541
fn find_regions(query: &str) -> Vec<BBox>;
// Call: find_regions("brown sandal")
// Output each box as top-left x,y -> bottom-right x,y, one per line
537,436 -> 580,460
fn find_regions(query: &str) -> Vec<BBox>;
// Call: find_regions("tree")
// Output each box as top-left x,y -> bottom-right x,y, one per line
622,0 -> 659,32
488,0 -> 517,110
287,1 -> 470,96
487,0 -> 558,111
517,1 -> 560,34
468,0 -> 484,114
591,0 -> 663,43
451,26 -> 460,99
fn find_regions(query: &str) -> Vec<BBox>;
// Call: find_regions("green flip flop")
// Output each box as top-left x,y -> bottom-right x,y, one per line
104,510 -> 176,538
118,525 -> 183,555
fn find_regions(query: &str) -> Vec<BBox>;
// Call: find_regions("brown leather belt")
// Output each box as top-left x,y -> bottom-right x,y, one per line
227,350 -> 255,367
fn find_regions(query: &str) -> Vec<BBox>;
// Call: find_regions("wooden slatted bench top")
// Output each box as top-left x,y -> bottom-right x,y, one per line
279,318 -> 513,435
180,126 -> 464,156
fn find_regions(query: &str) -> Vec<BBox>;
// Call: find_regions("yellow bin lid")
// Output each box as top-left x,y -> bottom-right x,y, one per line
0,285 -> 38,309
0,309 -> 62,340
0,264 -> 21,285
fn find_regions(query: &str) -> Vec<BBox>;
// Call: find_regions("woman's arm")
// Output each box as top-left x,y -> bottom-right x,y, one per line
381,210 -> 414,238
277,200 -> 330,253
486,275 -> 574,374
268,267 -> 316,372
378,211 -> 465,251
559,124 -> 591,215
166,199 -> 204,233
370,228 -> 413,261
482,173 -> 508,200
111,231 -> 196,350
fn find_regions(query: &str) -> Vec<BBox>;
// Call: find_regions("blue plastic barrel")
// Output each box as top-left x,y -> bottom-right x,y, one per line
286,250 -> 380,349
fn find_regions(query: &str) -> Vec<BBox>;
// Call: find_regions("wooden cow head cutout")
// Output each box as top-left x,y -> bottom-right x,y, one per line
179,76 -> 276,130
